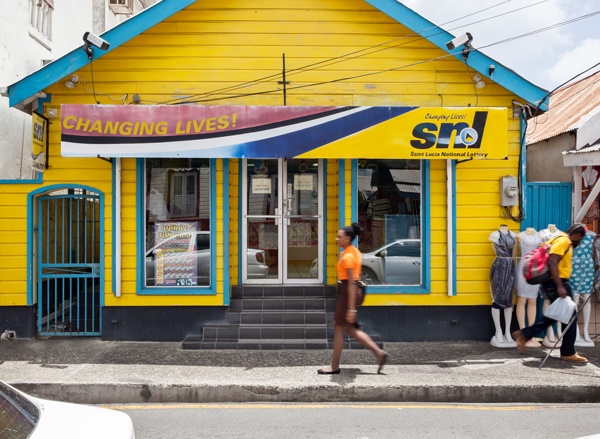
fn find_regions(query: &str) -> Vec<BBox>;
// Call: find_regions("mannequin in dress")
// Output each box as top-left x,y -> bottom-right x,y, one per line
515,227 -> 542,348
572,230 -> 596,347
538,224 -> 563,347
489,225 -> 517,348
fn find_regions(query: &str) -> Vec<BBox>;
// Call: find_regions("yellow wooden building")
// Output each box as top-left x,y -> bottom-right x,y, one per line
2,0 -> 548,345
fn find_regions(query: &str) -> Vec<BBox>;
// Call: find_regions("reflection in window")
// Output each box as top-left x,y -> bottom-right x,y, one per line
145,159 -> 210,288
357,160 -> 422,286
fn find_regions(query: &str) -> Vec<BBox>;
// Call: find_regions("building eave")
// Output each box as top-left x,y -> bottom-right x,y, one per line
365,0 -> 549,111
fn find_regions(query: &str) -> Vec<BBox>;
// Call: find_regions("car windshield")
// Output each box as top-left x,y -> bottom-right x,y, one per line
0,382 -> 40,439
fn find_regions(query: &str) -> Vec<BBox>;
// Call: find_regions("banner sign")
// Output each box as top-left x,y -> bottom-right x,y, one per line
61,105 -> 508,159
32,111 -> 48,171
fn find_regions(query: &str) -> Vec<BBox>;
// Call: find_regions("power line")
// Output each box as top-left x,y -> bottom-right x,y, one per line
160,0 -> 543,105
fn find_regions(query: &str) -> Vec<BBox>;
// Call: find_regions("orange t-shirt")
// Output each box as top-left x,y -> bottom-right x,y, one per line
337,245 -> 362,280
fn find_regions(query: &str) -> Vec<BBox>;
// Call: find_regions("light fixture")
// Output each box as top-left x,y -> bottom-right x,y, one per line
475,80 -> 486,89
47,108 -> 58,118
65,74 -> 80,89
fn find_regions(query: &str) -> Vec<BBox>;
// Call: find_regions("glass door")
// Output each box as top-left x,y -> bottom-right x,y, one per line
283,159 -> 322,282
242,159 -> 322,284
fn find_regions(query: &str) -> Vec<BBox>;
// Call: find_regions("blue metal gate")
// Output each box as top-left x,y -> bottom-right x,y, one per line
37,191 -> 102,336
523,182 -> 572,231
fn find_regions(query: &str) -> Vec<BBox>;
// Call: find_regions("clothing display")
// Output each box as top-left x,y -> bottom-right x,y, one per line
571,231 -> 595,295
489,229 -> 516,309
539,226 -> 561,241
516,230 -> 542,299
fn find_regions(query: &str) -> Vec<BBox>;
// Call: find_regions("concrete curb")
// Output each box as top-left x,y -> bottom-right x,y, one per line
14,382 -> 600,405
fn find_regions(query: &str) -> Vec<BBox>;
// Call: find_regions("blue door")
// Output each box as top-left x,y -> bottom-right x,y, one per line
523,182 -> 572,231
37,190 -> 103,336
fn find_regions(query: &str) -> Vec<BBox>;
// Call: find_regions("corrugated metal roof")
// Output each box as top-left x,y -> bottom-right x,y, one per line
526,70 -> 600,145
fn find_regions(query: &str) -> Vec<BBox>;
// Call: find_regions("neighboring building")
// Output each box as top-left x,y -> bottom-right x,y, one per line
1,0 -> 549,345
0,0 -> 156,181
527,70 -> 600,339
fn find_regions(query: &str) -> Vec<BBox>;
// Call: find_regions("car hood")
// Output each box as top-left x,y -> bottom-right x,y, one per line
30,396 -> 135,439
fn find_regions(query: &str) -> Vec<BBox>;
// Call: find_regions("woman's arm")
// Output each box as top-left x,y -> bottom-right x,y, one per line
346,267 -> 357,323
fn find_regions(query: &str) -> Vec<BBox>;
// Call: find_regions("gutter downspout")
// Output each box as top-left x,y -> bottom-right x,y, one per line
447,159 -> 455,297
115,158 -> 122,297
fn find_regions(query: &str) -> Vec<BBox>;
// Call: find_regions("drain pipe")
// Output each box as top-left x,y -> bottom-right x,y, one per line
447,159 -> 455,297
115,158 -> 122,297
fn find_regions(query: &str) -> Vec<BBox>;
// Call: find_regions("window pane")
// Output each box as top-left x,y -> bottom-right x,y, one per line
357,159 -> 421,286
145,159 -> 210,288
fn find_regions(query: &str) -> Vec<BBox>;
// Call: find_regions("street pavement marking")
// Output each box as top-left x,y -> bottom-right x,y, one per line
103,403 -> 560,411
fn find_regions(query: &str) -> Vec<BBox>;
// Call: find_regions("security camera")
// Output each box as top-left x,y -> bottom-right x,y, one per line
446,32 -> 473,51
83,32 -> 110,51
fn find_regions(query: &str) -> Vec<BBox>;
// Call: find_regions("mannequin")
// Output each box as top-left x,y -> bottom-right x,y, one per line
572,230 -> 596,347
515,227 -> 542,348
489,225 -> 517,348
538,224 -> 563,347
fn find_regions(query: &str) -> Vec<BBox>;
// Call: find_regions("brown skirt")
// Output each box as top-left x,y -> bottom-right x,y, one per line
334,280 -> 359,328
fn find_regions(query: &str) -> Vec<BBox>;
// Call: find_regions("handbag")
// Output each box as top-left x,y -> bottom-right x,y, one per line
356,280 -> 367,306
543,296 -> 577,324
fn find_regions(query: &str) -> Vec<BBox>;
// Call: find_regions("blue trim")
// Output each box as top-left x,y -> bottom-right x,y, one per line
8,0 -> 195,107
238,160 -> 243,286
111,160 -> 116,295
450,160 -> 457,296
351,160 -> 358,221
364,0 -> 549,111
136,158 -> 218,296
27,184 -> 105,307
339,160 -> 345,228
360,161 -> 432,295
222,160 -> 230,305
209,159 -> 217,293
0,174 -> 43,185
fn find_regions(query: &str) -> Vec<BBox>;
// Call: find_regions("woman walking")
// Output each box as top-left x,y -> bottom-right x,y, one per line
318,222 -> 389,375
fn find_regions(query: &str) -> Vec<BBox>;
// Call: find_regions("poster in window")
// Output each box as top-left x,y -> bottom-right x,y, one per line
252,177 -> 271,194
153,222 -> 198,286
294,174 -> 313,191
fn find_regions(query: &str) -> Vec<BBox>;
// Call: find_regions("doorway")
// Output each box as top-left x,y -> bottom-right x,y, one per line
242,159 -> 323,284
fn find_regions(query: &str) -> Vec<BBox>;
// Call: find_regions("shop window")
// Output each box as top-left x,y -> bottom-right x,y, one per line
357,159 -> 422,286
29,0 -> 53,44
145,159 -> 210,288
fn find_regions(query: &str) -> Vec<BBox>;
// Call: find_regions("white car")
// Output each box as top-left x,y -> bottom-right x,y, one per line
361,239 -> 421,285
0,380 -> 135,439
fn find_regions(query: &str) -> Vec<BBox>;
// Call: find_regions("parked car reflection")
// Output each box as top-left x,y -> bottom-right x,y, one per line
146,231 -> 268,286
0,380 -> 135,439
361,239 -> 421,285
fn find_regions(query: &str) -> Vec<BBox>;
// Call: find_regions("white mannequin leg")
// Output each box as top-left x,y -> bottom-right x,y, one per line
490,307 -> 515,348
575,294 -> 595,347
573,294 -> 583,342
503,307 -> 517,346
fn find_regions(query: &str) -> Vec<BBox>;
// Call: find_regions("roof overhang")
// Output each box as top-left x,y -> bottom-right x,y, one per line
563,140 -> 600,167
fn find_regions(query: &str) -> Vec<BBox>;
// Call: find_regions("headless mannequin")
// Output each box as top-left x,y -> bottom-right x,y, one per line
538,224 -> 562,347
489,225 -> 517,348
515,227 -> 542,348
573,230 -> 596,347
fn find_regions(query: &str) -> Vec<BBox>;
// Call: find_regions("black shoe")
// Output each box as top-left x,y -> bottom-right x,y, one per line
317,368 -> 341,375
377,351 -> 389,374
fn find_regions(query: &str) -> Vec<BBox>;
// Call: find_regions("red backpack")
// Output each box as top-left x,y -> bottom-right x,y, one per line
521,237 -> 569,285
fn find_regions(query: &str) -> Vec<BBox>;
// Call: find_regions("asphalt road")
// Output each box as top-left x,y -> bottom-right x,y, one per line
106,402 -> 600,439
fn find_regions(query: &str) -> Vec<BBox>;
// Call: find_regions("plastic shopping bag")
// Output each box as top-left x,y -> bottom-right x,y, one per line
543,297 -> 577,324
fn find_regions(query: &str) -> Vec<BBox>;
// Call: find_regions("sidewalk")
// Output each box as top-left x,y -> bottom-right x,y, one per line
1,338 -> 600,405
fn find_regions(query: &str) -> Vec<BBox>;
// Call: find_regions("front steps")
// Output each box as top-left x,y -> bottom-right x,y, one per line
182,285 -> 383,350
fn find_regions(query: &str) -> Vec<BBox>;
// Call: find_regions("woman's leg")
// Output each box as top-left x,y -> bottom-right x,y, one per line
347,325 -> 386,363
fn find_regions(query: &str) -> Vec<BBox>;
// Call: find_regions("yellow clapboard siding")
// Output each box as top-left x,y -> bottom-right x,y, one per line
0,295 -> 28,306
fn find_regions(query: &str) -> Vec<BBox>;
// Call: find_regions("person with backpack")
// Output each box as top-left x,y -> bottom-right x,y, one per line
512,223 -> 588,363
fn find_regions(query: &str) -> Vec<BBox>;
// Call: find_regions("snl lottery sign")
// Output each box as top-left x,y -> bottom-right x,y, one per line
61,105 -> 507,159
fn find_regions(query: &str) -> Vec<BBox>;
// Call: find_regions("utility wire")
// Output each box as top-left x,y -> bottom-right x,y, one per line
160,0 -> 546,105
